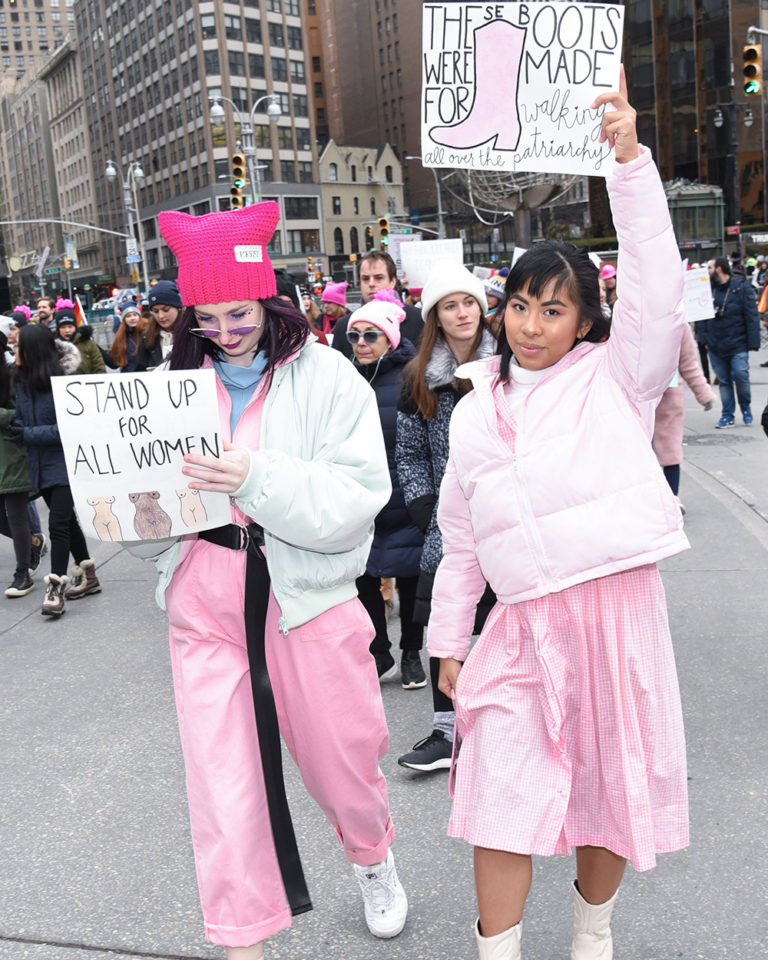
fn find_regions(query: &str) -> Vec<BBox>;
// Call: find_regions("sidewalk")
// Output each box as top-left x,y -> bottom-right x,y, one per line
1,357 -> 767,960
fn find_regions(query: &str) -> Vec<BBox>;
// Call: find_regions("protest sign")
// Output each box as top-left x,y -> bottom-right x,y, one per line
682,265 -> 715,324
399,238 -> 464,288
388,233 -> 422,280
472,265 -> 492,280
421,2 -> 625,177
51,369 -> 231,542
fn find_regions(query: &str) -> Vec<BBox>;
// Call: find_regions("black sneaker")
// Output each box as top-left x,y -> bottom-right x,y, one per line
376,652 -> 398,682
29,532 -> 47,577
398,729 -> 452,771
6,570 -> 35,598
400,651 -> 427,689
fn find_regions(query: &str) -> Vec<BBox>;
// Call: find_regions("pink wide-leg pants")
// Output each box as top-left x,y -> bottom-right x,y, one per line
165,540 -> 395,947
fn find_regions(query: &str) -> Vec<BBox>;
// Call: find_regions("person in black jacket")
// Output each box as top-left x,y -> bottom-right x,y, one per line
332,252 -> 424,359
347,291 -> 426,689
11,325 -> 100,616
700,257 -> 761,427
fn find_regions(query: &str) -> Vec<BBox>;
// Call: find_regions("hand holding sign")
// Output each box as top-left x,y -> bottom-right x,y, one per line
591,66 -> 639,164
182,439 -> 252,494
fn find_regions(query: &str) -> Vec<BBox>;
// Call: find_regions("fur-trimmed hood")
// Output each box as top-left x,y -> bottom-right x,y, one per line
424,326 -> 496,390
54,338 -> 82,375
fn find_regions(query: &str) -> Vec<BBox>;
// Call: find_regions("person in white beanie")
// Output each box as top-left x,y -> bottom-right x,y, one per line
395,260 -> 497,773
346,290 -> 427,690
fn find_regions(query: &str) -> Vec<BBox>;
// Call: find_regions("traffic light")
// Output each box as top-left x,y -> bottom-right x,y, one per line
743,43 -> 762,96
378,216 -> 390,246
231,151 -> 246,208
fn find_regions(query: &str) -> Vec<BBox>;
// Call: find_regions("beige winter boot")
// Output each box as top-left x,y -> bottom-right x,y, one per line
42,574 -> 69,616
65,559 -> 101,599
474,919 -> 522,960
571,881 -> 618,960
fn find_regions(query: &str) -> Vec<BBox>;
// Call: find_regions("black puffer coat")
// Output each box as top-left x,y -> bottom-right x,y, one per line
700,277 -> 761,357
352,338 -> 424,578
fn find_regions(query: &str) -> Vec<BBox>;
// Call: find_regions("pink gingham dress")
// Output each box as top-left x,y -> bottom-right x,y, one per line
448,383 -> 689,872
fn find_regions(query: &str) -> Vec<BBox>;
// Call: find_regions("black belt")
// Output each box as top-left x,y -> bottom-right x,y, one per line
198,522 -> 312,916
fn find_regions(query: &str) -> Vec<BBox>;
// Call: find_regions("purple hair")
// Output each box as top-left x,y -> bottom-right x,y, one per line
169,297 -> 312,377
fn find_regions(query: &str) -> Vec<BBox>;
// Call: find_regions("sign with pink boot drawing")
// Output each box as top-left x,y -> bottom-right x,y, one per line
421,2 -> 625,177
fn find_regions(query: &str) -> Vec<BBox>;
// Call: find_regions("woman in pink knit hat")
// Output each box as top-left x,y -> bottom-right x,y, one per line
134,202 -> 408,957
320,279 -> 349,334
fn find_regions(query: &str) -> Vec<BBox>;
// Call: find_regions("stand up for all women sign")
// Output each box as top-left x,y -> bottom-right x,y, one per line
51,370 -> 231,542
422,2 -> 625,176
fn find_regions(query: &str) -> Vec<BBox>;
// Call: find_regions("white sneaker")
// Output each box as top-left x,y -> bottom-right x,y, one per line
353,849 -> 408,938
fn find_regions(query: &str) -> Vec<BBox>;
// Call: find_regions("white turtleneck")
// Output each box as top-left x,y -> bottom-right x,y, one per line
502,359 -> 550,419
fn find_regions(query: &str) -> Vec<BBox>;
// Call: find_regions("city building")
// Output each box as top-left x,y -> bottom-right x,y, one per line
318,139 -> 405,276
0,0 -> 75,76
73,0 -> 322,287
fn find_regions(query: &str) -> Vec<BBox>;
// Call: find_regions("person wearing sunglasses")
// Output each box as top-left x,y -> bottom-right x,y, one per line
126,202 -> 407,959
346,291 -> 427,690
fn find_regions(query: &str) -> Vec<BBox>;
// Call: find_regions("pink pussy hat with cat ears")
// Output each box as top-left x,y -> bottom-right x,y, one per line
158,201 -> 279,305
348,289 -> 405,350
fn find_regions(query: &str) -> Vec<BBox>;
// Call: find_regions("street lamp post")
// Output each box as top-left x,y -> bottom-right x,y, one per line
105,159 -> 150,294
209,94 -> 282,205
712,103 -> 754,253
405,155 -> 446,239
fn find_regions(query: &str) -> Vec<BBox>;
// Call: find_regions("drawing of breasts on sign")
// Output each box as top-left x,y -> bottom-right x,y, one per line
129,490 -> 173,539
87,495 -> 123,542
430,19 -> 526,152
176,486 -> 208,527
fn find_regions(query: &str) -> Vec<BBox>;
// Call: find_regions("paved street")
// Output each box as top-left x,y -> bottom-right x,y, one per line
1,358 -> 767,960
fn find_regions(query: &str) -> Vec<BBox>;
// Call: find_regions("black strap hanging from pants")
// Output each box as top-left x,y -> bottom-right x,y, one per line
199,522 -> 312,916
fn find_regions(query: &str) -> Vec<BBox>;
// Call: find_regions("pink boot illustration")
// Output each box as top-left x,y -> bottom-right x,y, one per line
430,19 -> 526,152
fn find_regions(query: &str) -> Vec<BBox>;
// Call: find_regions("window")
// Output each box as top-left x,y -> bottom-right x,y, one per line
277,126 -> 293,148
308,0 -> 316,13
287,229 -> 320,253
385,165 -> 393,183
280,159 -> 296,181
249,52 -> 265,76
293,93 -> 308,116
316,107 -> 326,123
332,196 -> 341,215
204,49 -> 219,74
334,227 -> 344,254
268,22 -> 283,46
224,14 -> 241,39
353,197 -> 359,214
328,162 -> 338,181
245,18 -> 261,42
285,0 -> 300,14
229,50 -> 245,75
312,55 -> 320,73
200,13 -> 215,39
314,81 -> 323,98
272,56 -> 287,81
284,197 -> 318,218
290,58 -> 305,82
298,161 -> 313,183
350,226 -> 359,251
286,25 -> 302,50
254,124 -> 271,147
267,0 -> 281,10
296,127 -> 311,151
370,197 -> 376,214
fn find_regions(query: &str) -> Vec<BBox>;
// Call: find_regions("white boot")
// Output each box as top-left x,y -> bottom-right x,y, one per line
571,881 -> 618,960
474,919 -> 522,960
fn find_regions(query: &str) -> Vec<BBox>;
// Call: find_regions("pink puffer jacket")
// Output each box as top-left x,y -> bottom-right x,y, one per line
427,148 -> 691,662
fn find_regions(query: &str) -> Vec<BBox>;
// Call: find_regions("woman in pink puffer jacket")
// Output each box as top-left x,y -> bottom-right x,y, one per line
428,85 -> 690,960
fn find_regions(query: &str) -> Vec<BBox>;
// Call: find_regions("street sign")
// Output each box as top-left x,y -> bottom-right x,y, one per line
726,225 -> 741,236
390,224 -> 412,235
126,256 -> 142,263
44,265 -> 62,275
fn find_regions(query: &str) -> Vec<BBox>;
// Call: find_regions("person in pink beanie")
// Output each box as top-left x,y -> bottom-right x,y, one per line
320,279 -> 348,334
129,201 -> 408,957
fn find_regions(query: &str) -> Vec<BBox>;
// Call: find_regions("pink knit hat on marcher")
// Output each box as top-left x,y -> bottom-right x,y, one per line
158,202 -> 279,305
321,281 -> 348,307
348,289 -> 405,349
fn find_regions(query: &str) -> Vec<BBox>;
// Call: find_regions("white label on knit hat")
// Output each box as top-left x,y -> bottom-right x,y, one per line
234,245 -> 264,263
